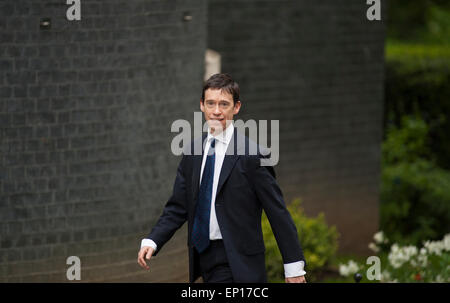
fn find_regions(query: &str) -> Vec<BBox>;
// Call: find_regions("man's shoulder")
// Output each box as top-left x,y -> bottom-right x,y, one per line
233,131 -> 271,159
233,131 -> 276,175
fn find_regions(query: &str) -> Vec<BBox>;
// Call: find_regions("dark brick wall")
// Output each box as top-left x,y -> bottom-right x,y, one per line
0,0 -> 207,282
208,0 -> 385,254
1,0 -> 385,282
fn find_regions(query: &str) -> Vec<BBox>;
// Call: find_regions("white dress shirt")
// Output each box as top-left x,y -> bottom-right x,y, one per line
141,122 -> 306,278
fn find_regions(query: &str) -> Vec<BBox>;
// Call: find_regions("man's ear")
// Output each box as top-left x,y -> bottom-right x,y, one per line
233,100 -> 241,115
200,99 -> 205,113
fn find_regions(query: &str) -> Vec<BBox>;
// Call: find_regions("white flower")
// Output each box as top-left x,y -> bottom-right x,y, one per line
388,244 -> 418,268
443,233 -> 450,251
380,270 -> 392,282
424,240 -> 444,256
392,243 -> 399,252
373,231 -> 386,244
368,242 -> 380,253
347,260 -> 359,273
339,264 -> 349,277
404,245 -> 418,257
435,275 -> 444,283
417,254 -> 428,267
339,260 -> 360,277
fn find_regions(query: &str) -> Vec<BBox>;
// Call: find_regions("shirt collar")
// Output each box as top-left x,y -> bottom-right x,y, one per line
206,122 -> 234,145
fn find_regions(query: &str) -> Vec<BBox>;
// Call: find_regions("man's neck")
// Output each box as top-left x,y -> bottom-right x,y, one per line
209,121 -> 233,137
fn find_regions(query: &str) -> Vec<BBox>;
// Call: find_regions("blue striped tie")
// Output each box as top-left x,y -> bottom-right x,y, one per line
191,138 -> 216,253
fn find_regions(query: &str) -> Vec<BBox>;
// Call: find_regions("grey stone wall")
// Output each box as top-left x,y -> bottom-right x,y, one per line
208,0 -> 385,254
0,0 -> 207,282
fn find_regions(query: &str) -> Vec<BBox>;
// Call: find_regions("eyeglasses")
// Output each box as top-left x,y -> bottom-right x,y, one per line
204,100 -> 232,110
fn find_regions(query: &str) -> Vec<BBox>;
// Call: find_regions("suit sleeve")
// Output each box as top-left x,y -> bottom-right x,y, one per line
146,155 -> 188,256
249,153 -> 306,266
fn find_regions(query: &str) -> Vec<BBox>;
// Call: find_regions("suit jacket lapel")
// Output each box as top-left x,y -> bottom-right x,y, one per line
191,133 -> 207,204
216,128 -> 243,197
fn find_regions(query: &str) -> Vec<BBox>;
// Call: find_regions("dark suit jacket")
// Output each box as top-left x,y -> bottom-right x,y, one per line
147,128 -> 306,282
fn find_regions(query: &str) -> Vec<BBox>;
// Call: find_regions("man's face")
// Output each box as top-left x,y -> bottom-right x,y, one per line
200,88 -> 241,134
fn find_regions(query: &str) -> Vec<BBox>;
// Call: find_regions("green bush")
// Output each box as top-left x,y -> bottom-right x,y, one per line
387,0 -> 450,44
381,115 -> 450,246
385,43 -> 450,169
262,198 -> 339,282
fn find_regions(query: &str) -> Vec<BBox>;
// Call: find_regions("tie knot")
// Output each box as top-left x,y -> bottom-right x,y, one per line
206,139 -> 216,156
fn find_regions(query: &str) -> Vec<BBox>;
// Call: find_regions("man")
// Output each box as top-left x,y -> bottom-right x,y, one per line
137,73 -> 307,283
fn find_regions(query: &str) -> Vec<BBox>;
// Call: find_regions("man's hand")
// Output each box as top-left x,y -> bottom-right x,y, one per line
285,275 -> 307,283
137,246 -> 154,270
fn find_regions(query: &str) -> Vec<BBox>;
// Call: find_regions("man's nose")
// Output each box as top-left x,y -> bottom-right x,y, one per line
213,104 -> 221,115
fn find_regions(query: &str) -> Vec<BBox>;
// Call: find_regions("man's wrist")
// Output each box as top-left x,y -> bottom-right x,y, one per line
141,238 -> 157,251
284,260 -> 306,278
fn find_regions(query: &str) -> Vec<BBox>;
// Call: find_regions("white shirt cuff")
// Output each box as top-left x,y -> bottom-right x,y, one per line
141,238 -> 157,251
284,261 -> 306,278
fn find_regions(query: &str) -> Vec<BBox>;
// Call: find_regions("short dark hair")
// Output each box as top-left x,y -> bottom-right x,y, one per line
201,73 -> 240,105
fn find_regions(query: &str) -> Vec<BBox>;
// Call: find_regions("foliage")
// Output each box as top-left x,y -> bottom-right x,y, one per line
380,116 -> 450,246
387,0 -> 450,44
384,5 -> 450,253
262,198 -> 339,282
384,43 -> 450,169
376,1 -> 450,283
